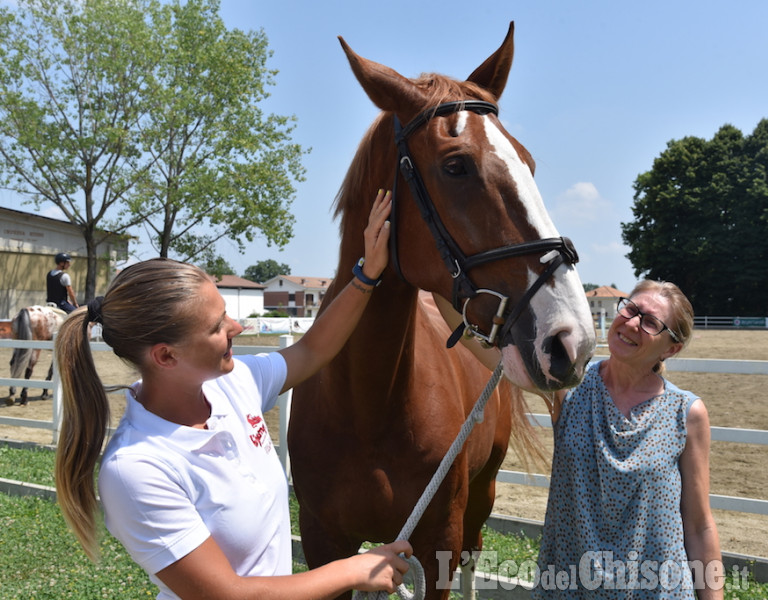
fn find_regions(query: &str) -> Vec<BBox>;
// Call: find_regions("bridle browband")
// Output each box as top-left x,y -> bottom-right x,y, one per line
390,100 -> 580,348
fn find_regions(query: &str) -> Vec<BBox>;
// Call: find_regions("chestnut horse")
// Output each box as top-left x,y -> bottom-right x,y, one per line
288,23 -> 595,599
6,305 -> 65,406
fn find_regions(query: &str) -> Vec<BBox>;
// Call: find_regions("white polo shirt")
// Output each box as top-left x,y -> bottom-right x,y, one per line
99,353 -> 290,600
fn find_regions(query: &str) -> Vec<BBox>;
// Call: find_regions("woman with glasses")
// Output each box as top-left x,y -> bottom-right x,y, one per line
436,280 -> 723,598
530,279 -> 723,598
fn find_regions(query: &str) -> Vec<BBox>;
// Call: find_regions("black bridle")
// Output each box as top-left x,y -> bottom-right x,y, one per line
390,100 -> 580,348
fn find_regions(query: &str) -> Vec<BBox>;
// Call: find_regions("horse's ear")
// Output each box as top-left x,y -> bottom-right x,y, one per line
466,22 -> 515,100
338,36 -> 424,115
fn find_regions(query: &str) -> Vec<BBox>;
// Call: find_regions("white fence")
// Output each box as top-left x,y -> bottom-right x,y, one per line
693,316 -> 768,329
1,338 -> 767,517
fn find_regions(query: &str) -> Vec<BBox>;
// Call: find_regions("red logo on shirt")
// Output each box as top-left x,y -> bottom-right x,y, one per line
246,414 -> 272,453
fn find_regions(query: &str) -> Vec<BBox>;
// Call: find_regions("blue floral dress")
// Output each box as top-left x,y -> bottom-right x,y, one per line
532,360 -> 698,598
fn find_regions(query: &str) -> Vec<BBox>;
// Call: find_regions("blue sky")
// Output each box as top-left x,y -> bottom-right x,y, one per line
11,0 -> 768,293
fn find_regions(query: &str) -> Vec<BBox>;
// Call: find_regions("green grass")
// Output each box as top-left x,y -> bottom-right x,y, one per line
2,444 -> 767,599
0,444 -> 57,486
0,493 -> 156,599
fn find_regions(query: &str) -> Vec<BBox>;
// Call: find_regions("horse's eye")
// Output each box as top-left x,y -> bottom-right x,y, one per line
443,157 -> 467,177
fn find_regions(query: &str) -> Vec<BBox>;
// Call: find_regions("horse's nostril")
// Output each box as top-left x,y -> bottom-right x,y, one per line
547,334 -> 570,381
543,330 -> 585,385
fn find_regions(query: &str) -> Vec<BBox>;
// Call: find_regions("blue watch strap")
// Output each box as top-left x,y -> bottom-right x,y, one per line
352,257 -> 381,287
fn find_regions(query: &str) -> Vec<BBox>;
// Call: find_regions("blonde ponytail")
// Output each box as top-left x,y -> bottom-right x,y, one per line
53,258 -> 211,560
54,308 -> 109,561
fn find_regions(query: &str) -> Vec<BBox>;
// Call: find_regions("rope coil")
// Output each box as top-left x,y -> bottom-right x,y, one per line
353,362 -> 504,600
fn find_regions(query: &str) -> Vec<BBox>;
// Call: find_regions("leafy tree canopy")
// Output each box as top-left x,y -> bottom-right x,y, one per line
126,0 -> 306,264
200,256 -> 235,280
244,259 -> 291,282
0,0 -> 156,298
0,0 -> 306,299
622,119 -> 768,316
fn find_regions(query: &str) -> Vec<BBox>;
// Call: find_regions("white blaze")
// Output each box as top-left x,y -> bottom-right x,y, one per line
484,119 -> 559,239
480,116 -> 594,388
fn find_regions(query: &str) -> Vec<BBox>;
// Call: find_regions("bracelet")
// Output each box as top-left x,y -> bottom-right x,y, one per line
352,257 -> 381,287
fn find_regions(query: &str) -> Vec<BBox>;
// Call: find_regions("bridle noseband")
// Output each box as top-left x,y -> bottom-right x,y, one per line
389,100 -> 580,348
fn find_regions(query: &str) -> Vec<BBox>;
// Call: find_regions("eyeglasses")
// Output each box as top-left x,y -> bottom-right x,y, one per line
616,297 -> 680,342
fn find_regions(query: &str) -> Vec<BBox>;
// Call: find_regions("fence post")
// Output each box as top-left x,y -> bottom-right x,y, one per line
51,333 -> 62,445
277,334 -> 294,480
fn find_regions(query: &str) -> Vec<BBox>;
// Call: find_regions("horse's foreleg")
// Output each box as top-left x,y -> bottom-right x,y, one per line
298,507 -> 361,600
408,482 -> 468,600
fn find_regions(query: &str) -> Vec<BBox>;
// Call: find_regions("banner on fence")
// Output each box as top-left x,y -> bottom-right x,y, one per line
238,317 -> 315,335
732,317 -> 767,328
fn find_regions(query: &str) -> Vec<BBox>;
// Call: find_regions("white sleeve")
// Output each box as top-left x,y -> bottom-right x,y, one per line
234,352 -> 287,413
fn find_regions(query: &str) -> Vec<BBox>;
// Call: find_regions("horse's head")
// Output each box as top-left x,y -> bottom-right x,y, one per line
338,22 -> 595,391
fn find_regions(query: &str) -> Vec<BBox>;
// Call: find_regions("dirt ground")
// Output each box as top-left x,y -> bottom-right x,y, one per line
1,329 -> 766,558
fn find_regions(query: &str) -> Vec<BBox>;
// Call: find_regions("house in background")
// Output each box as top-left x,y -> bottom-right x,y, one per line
585,285 -> 628,321
214,274 -> 265,320
262,275 -> 332,318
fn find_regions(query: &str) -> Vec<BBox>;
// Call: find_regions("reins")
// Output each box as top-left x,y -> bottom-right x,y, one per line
353,362 -> 505,600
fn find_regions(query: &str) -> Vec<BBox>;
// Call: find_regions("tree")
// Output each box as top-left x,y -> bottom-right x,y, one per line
0,0 -> 158,299
199,256 -> 235,279
0,0 -> 305,300
244,259 -> 290,282
622,120 -> 768,316
127,0 -> 305,263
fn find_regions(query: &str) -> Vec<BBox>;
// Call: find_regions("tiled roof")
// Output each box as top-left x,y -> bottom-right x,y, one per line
213,274 -> 264,289
280,275 -> 332,289
585,285 -> 628,298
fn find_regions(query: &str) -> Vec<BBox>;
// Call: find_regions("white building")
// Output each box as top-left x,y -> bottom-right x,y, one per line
586,285 -> 629,320
214,274 -> 265,320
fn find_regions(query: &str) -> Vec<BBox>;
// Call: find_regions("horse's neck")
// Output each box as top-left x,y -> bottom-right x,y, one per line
331,266 -> 421,391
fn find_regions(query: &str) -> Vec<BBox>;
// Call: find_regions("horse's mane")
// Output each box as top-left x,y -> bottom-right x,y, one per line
333,74 -> 497,227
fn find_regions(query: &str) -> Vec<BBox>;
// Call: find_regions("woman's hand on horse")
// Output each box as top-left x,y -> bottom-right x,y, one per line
361,189 -> 392,280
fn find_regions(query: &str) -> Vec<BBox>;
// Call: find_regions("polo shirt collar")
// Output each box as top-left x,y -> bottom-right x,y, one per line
123,382 -> 231,452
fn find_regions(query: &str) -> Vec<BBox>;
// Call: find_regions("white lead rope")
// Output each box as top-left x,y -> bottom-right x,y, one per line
353,362 -> 505,600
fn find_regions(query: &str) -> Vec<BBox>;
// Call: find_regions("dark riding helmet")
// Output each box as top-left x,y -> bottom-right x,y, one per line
55,252 -> 71,264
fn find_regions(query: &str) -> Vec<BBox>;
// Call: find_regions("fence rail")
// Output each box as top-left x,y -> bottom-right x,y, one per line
1,338 -> 767,517
693,315 -> 768,329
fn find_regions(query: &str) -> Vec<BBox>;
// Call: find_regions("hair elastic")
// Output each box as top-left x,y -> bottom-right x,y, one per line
87,296 -> 105,324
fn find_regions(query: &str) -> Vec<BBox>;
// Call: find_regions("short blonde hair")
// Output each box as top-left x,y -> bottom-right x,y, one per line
630,279 -> 694,373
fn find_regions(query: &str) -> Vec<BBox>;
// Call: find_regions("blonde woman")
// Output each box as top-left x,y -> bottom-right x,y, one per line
55,190 -> 412,599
